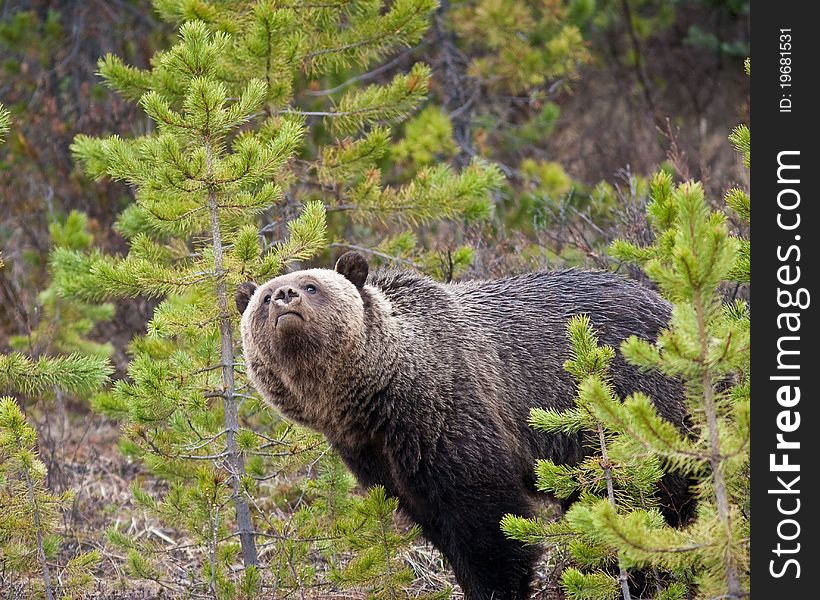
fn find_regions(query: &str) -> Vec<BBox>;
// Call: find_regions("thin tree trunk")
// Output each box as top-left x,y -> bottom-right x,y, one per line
704,378 -> 741,597
24,467 -> 53,600
597,423 -> 632,600
206,147 -> 259,568
434,0 -> 475,168
619,0 -> 664,131
209,503 -> 219,598
696,294 -> 741,598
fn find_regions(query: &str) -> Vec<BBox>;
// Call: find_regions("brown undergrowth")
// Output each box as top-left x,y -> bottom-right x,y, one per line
9,405 -> 565,599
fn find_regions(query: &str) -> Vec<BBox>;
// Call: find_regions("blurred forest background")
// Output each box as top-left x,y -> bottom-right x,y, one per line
0,0 -> 749,598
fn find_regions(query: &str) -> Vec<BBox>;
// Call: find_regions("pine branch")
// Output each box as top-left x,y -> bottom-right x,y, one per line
0,103 -> 10,143
304,45 -> 421,96
0,353 -> 113,396
328,242 -> 423,270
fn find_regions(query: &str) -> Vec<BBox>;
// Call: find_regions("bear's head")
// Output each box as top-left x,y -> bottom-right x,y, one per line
236,251 -> 370,372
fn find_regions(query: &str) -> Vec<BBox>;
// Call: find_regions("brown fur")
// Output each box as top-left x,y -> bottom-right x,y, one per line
237,252 -> 693,599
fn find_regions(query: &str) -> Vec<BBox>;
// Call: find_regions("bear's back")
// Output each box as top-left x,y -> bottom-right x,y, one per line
452,269 -> 684,418
449,269 -> 672,351
369,269 -> 685,440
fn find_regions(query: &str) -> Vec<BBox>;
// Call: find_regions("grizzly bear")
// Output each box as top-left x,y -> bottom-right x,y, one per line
236,251 -> 692,600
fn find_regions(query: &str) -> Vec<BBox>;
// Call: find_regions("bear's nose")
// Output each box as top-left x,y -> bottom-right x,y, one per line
274,286 -> 301,306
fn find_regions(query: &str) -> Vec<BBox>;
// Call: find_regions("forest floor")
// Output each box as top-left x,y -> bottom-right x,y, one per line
18,406 -> 565,599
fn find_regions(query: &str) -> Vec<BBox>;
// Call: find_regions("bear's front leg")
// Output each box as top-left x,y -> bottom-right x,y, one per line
406,489 -> 539,600
385,433 -> 541,600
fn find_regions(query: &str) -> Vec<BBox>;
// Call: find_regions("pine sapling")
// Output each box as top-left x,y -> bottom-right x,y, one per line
601,172 -> 750,597
60,2 -> 500,596
503,314 -> 668,600
0,397 -> 102,598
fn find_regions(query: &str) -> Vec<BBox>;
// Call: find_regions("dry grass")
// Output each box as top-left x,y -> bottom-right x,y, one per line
7,406 -> 565,599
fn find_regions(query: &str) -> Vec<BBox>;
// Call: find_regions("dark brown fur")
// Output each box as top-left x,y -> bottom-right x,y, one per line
237,252 -> 693,599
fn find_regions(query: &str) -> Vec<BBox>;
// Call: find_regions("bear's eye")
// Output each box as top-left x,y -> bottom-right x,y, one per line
263,294 -> 272,304
305,284 -> 317,294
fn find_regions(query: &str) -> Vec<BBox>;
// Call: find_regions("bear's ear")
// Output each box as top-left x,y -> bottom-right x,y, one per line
335,251 -> 368,289
235,282 -> 257,315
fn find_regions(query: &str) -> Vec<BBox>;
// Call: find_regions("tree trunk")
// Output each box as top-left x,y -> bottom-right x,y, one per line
206,147 -> 258,568
703,373 -> 742,598
597,423 -> 632,600
697,294 -> 741,598
434,0 -> 475,169
24,467 -> 53,600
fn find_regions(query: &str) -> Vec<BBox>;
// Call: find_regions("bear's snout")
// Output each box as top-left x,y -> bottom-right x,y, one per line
271,285 -> 306,330
274,286 -> 301,306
